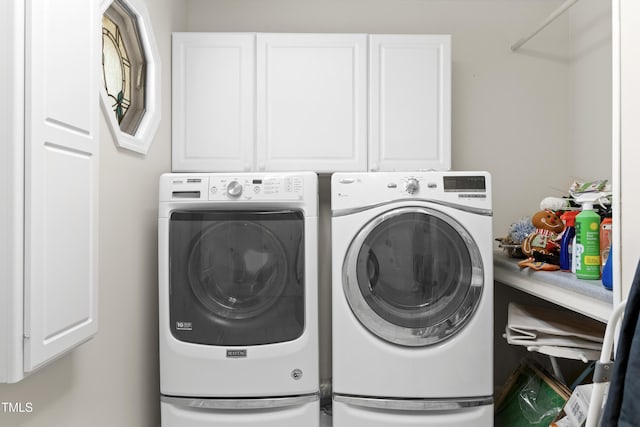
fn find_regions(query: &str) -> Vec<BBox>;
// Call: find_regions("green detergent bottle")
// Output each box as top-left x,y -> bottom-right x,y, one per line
575,200 -> 601,280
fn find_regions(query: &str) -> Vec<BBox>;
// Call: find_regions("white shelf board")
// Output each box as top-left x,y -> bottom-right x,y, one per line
494,249 -> 613,323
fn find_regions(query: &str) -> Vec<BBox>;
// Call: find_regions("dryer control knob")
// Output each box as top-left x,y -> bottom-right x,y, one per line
405,178 -> 420,194
227,181 -> 243,198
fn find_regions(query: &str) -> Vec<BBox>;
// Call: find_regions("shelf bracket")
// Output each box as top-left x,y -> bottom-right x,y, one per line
510,0 -> 580,52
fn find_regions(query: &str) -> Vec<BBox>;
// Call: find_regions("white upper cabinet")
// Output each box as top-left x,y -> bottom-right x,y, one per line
256,33 -> 368,172
369,35 -> 451,172
171,33 -> 451,173
172,33 -> 255,172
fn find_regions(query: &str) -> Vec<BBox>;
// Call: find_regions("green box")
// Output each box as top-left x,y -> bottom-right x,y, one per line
495,360 -> 571,427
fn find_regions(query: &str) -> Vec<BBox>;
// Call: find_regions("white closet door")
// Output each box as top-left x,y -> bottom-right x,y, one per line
256,33 -> 368,172
23,0 -> 99,373
369,35 -> 451,172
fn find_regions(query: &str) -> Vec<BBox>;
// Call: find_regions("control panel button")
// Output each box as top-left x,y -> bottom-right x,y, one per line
405,178 -> 420,195
227,181 -> 243,198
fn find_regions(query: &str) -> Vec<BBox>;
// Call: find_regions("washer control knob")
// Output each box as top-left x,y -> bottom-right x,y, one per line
227,181 -> 243,198
405,178 -> 420,195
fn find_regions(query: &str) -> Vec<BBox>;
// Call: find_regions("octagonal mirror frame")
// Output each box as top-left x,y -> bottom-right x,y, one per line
100,0 -> 160,155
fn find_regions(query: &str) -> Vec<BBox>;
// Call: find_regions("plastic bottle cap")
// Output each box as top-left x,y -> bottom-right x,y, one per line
561,211 -> 579,227
582,202 -> 594,211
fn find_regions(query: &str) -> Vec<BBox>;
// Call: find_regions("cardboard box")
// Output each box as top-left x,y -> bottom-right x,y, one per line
552,383 -> 609,427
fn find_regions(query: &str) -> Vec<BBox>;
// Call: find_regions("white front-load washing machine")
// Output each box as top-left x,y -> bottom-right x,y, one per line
332,171 -> 494,427
158,172 -> 319,427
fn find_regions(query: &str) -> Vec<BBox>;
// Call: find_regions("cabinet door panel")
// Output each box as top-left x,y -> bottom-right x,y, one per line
257,34 -> 367,172
23,0 -> 99,373
369,35 -> 451,172
172,33 -> 255,172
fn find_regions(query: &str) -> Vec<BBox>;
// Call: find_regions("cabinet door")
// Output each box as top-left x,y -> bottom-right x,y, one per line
256,34 -> 368,172
0,0 -> 25,384
172,33 -> 255,172
23,0 -> 99,373
369,35 -> 451,172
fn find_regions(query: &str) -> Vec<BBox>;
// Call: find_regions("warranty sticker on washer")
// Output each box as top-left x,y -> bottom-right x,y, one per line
227,349 -> 247,358
458,193 -> 486,199
175,321 -> 193,331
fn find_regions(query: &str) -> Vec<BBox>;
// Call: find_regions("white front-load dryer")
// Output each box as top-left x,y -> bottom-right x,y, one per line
331,171 -> 494,427
159,172 -> 319,427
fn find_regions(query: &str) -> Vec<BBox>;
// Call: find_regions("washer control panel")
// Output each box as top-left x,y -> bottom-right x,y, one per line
210,175 -> 305,201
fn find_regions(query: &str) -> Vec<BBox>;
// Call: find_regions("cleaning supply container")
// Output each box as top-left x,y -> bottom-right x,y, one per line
600,217 -> 613,271
575,200 -> 601,280
600,217 -> 613,289
560,211 -> 579,271
602,247 -> 613,290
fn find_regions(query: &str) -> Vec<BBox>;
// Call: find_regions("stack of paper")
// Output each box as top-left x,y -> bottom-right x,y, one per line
505,303 -> 606,362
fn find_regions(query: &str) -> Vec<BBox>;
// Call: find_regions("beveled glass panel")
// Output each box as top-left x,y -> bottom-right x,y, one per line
101,0 -> 146,135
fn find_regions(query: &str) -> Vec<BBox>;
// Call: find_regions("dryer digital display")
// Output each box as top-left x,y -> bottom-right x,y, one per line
443,175 -> 486,192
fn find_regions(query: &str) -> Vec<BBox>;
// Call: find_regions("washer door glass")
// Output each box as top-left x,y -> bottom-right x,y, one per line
343,207 -> 483,346
170,210 -> 305,346
188,221 -> 287,320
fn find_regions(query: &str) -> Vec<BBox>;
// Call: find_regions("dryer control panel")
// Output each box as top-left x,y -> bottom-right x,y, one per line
332,171 -> 492,213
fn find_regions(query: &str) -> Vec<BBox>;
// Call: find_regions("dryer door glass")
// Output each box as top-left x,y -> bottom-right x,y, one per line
169,210 -> 305,346
343,206 -> 484,346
